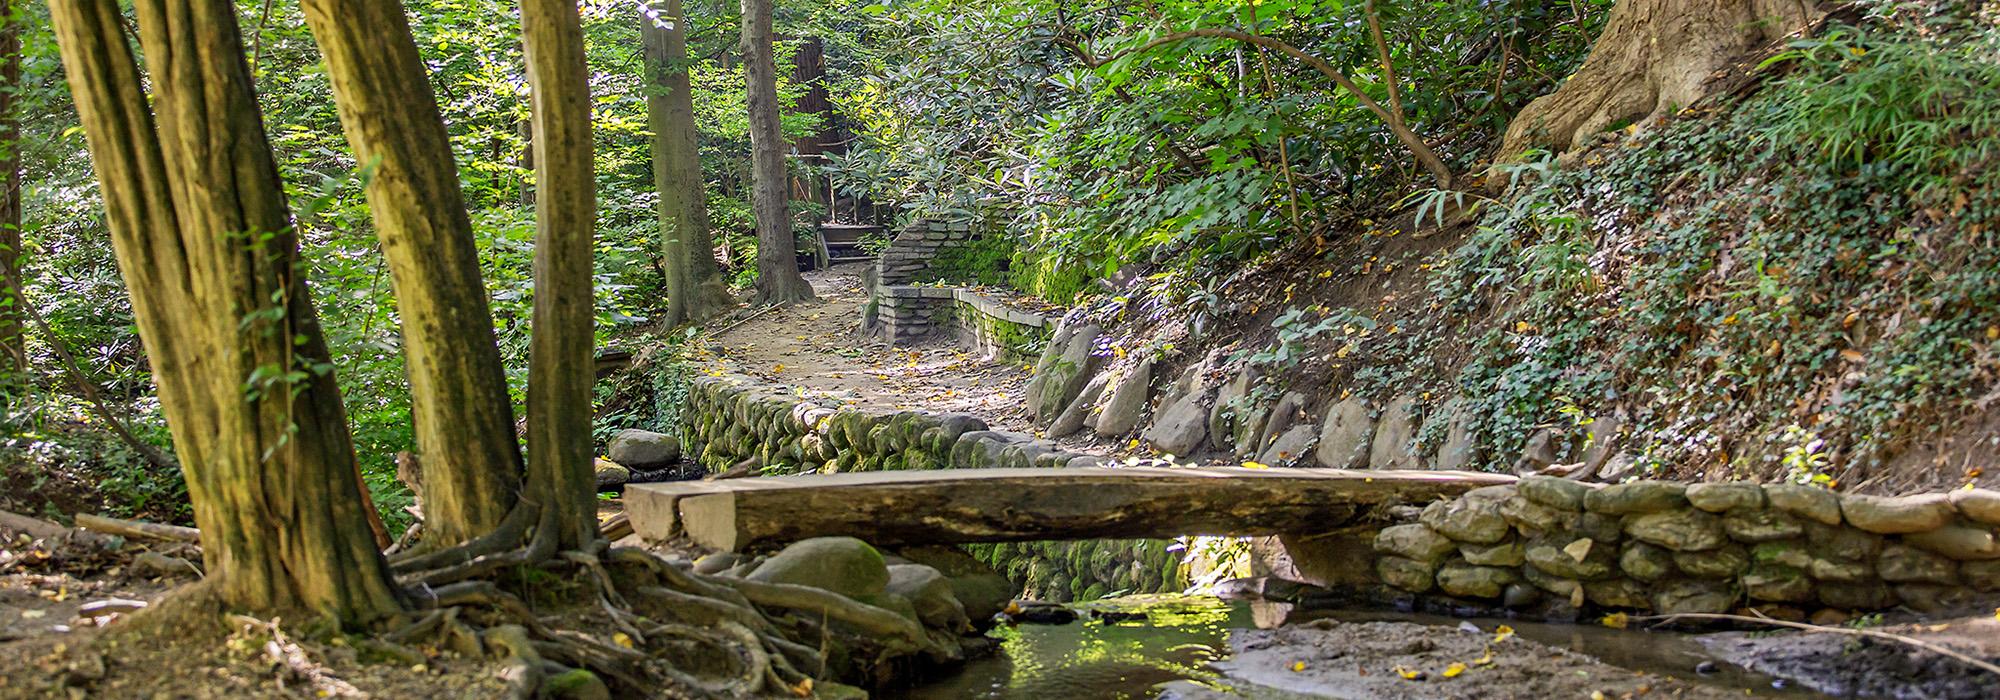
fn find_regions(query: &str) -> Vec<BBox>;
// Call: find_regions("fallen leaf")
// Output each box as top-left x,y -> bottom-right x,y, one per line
1392,665 -> 1424,680
1492,625 -> 1515,644
1242,461 -> 1270,470
1600,612 -> 1629,629
1471,648 -> 1494,666
612,632 -> 635,649
1442,662 -> 1467,678
1290,661 -> 1306,672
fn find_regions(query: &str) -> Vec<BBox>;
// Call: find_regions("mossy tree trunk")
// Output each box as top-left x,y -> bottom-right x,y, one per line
302,0 -> 525,549
521,0 -> 598,549
740,0 -> 815,305
50,0 -> 402,623
1500,0 -> 1818,157
643,0 -> 737,327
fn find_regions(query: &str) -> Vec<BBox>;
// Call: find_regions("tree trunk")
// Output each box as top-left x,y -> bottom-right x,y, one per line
1499,0 -> 1818,157
520,0 -> 598,550
50,0 -> 401,623
739,0 -> 815,305
302,0 -> 524,549
643,0 -> 737,327
0,0 -> 22,375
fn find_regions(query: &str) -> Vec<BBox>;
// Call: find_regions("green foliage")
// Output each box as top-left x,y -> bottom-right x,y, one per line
912,234 -> 1015,286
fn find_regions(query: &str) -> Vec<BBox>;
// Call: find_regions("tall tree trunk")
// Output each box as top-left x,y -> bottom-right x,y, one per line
0,0 -> 22,376
302,0 -> 524,549
739,0 -> 814,305
520,0 -> 597,550
50,0 -> 401,623
643,0 -> 736,327
1499,0 -> 1818,157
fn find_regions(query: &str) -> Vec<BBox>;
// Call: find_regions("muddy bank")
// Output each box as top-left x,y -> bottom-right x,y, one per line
1703,615 -> 2000,699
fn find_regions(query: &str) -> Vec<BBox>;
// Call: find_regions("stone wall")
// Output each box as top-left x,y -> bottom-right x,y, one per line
675,365 -> 1187,599
872,285 -> 1055,362
874,219 -> 980,286
1362,476 -> 2000,616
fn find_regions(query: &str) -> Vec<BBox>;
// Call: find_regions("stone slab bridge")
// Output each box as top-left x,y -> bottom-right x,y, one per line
627,466 -> 1516,552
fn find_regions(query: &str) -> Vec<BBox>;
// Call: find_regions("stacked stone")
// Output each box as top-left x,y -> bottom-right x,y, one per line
873,285 -> 1055,360
972,539 -> 1187,602
678,366 -> 1111,476
874,219 -> 977,285
1371,477 -> 2000,616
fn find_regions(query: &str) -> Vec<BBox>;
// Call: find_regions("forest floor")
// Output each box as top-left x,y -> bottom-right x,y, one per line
711,264 -> 1040,435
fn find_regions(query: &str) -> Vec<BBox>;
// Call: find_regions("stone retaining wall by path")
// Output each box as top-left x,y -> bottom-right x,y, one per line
873,219 -> 981,286
872,285 -> 1056,362
1359,476 -> 2000,616
676,366 -> 1187,600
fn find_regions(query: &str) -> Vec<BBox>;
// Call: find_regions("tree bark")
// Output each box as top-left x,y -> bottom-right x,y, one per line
739,0 -> 815,305
302,0 -> 525,549
50,0 -> 402,623
643,0 -> 737,327
0,0 -> 22,375
1498,0 -> 1818,157
520,0 -> 598,550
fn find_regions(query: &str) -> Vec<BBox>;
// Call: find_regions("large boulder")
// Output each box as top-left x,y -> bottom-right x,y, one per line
1429,400 -> 1477,470
608,429 -> 682,469
1047,370 -> 1112,438
1026,322 -> 1105,424
1094,358 -> 1154,438
1368,395 -> 1420,469
1256,423 -> 1318,466
1144,389 -> 1212,456
887,564 -> 972,633
747,537 -> 890,600
1313,397 -> 1373,469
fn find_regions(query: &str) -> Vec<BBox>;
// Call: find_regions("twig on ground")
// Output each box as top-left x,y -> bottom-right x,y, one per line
75,513 -> 199,543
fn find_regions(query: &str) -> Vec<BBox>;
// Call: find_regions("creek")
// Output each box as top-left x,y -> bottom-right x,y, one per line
902,595 -> 1820,699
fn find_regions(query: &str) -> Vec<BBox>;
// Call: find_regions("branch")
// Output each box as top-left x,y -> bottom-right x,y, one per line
1364,0 -> 1406,128
76,512 -> 199,543
1111,28 -> 1454,188
9,277 -> 177,471
1636,612 -> 2000,678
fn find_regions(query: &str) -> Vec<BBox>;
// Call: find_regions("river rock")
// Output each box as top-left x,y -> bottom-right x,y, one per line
1818,581 -> 1896,609
1373,524 -> 1456,564
1208,369 -> 1258,453
1627,508 -> 1726,551
1805,521 -> 1882,561
1894,584 -> 1982,614
1376,556 -> 1435,593
1436,562 -> 1516,599
1313,398 -> 1373,469
1499,495 -> 1576,534
1256,392 -> 1310,454
1585,481 -> 1687,515
887,564 -> 971,633
1904,524 -> 2000,560
1963,560 -> 2000,591
1143,388 -> 1211,456
1951,489 -> 2000,526
1512,429 -> 1559,473
1519,476 -> 1590,511
1368,395 -> 1420,469
1094,358 -> 1153,437
1520,563 -> 1580,599
1673,544 -> 1748,578
608,429 -> 682,469
1742,563 -> 1812,603
1584,577 -> 1651,609
747,537 -> 890,600
1460,539 -> 1526,567
1722,509 -> 1803,543
1749,540 -> 1812,569
1840,493 -> 1955,534
1256,423 -> 1318,466
1876,544 -> 1958,585
1576,414 -> 1623,477
1808,555 -> 1872,582
1763,484 -> 1842,525
1686,483 -> 1764,513
1577,512 -> 1624,544
1619,541 -> 1676,581
593,459 -> 631,490
1652,580 -> 1735,615
1526,537 -> 1614,580
1420,498 -> 1509,544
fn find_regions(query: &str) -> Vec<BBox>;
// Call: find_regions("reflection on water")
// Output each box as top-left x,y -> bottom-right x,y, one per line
904,596 -> 1243,699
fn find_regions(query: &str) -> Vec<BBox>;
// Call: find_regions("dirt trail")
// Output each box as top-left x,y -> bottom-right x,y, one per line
712,264 -> 1037,434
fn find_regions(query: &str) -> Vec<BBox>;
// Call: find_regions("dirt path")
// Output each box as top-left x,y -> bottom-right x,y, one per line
712,264 -> 1040,434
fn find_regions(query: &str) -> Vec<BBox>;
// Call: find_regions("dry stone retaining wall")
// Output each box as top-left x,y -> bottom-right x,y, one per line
871,285 -> 1055,362
873,219 -> 980,286
1367,476 -> 2000,616
675,365 -> 1187,600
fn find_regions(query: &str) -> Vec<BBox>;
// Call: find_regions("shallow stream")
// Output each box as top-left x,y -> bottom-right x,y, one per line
904,596 -> 1819,699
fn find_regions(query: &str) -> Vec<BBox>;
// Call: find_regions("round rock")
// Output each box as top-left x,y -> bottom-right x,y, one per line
1841,493 -> 1955,534
608,429 -> 683,470
747,536 -> 891,600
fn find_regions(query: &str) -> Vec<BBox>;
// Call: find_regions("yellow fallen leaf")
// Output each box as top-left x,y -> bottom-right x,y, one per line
1492,625 -> 1515,644
1471,648 -> 1494,666
1242,461 -> 1270,470
790,678 -> 813,697
1591,692 -> 1608,700
1442,662 -> 1467,678
1601,612 -> 1629,629
612,632 -> 635,649
1291,661 -> 1306,672
1392,665 -> 1422,680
